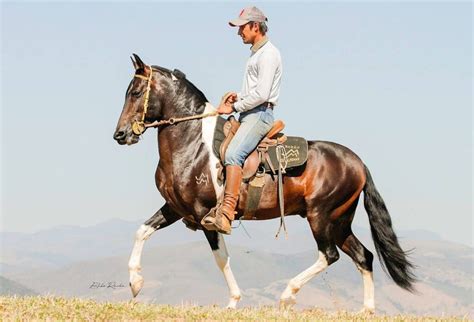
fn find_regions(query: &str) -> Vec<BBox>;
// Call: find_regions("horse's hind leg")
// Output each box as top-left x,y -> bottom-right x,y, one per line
280,213 -> 340,308
128,203 -> 181,298
204,230 -> 242,308
336,230 -> 375,313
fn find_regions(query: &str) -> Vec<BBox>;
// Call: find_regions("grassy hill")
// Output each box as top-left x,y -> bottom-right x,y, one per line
0,296 -> 464,321
1,218 -> 472,317
4,240 -> 472,317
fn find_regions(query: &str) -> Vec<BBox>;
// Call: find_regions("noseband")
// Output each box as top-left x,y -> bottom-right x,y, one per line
131,65 -> 218,136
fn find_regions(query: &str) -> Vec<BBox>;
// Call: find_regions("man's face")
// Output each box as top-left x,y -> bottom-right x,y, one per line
238,22 -> 258,44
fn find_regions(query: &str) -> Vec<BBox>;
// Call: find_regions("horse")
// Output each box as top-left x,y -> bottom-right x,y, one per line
113,54 -> 415,313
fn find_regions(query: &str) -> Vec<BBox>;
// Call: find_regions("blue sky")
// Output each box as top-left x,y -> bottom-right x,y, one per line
1,2 -> 472,245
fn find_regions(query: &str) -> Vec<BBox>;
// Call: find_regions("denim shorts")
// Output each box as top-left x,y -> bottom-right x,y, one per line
224,104 -> 274,167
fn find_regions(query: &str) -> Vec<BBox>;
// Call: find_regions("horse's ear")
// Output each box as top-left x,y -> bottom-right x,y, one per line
132,53 -> 145,70
130,55 -> 139,70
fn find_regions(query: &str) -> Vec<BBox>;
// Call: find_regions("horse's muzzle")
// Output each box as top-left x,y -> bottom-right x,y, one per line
113,127 -> 139,145
113,130 -> 127,142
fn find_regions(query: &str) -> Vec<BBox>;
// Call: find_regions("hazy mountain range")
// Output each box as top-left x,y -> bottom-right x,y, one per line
1,217 -> 472,317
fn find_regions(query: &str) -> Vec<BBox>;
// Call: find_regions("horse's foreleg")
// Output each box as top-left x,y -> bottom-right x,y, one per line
204,230 -> 242,308
128,203 -> 181,298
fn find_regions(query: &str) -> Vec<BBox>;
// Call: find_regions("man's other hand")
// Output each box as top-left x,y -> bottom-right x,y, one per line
216,92 -> 237,114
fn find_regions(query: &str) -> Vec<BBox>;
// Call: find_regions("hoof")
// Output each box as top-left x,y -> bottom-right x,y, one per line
279,295 -> 296,309
226,295 -> 241,309
358,307 -> 375,315
129,273 -> 144,298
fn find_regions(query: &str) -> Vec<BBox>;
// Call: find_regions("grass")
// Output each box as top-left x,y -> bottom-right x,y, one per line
0,296 -> 466,321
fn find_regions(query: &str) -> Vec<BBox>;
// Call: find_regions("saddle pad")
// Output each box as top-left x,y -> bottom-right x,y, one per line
212,116 -> 308,171
262,136 -> 308,172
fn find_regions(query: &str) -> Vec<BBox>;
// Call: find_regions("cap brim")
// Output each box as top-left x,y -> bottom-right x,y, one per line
228,18 -> 249,27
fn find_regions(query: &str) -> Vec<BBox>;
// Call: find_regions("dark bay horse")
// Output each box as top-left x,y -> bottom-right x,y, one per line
113,54 -> 415,312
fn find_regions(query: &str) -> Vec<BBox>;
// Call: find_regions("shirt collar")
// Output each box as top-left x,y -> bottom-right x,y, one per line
250,36 -> 269,53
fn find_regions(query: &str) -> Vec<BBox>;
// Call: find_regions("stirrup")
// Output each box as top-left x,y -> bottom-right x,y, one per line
200,206 -> 233,234
201,207 -> 218,231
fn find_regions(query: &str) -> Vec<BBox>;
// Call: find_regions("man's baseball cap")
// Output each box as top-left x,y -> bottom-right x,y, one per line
229,6 -> 268,27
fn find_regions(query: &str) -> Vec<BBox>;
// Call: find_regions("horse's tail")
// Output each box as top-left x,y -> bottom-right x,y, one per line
363,164 -> 416,292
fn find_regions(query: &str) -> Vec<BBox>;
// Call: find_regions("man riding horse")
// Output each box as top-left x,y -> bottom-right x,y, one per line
113,6 -> 415,311
202,6 -> 283,235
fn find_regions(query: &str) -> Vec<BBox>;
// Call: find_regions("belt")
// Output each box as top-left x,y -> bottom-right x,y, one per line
263,102 -> 274,109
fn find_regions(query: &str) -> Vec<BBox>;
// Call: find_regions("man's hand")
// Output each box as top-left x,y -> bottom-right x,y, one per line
216,92 -> 237,114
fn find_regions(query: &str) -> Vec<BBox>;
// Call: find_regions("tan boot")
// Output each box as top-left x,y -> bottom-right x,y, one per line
201,165 -> 242,234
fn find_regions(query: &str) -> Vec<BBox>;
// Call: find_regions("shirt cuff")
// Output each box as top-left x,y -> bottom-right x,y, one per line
233,101 -> 245,113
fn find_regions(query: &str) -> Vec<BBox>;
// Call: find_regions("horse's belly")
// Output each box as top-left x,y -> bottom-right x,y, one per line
236,176 -> 306,219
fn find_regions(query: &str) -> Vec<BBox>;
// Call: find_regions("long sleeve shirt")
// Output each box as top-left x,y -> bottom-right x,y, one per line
233,38 -> 282,113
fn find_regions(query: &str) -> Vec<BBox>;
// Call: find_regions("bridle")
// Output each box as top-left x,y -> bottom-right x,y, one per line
131,65 -> 217,136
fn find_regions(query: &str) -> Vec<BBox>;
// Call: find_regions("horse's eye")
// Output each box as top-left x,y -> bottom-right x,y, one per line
131,90 -> 141,97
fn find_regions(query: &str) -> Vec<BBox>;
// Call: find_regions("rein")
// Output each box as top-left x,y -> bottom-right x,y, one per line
131,65 -> 218,135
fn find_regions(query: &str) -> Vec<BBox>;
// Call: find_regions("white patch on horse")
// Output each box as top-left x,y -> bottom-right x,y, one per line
280,250 -> 328,306
357,264 -> 375,312
201,103 -> 224,199
212,233 -> 242,308
195,173 -> 209,185
128,224 -> 157,297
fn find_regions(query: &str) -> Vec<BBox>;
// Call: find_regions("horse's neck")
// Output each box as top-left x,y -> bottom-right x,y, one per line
157,103 -> 217,170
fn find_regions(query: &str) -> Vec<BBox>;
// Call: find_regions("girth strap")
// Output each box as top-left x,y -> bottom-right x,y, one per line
275,144 -> 288,239
242,172 -> 266,219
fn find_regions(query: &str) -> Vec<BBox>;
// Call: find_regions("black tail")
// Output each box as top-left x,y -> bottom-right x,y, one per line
363,165 -> 416,292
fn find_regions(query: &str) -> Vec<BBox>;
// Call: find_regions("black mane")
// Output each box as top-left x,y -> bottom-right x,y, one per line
151,65 -> 208,105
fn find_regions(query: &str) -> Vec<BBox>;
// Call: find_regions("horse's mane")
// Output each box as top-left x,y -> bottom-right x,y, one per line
151,65 -> 208,104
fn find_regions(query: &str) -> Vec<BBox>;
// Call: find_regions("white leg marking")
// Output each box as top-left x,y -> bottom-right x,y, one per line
128,224 -> 157,297
357,265 -> 375,313
280,251 -> 328,307
212,233 -> 242,308
201,103 -> 224,199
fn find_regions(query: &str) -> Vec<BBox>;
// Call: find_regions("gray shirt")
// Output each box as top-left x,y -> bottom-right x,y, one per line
233,38 -> 282,113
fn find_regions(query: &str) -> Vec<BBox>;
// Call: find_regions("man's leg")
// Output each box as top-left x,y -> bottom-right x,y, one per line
202,106 -> 273,234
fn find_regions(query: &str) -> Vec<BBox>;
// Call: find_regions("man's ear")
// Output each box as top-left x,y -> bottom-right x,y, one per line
252,22 -> 259,33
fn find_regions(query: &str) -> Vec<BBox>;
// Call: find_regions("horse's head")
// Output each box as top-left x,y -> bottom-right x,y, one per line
114,54 -> 208,145
113,54 -> 170,145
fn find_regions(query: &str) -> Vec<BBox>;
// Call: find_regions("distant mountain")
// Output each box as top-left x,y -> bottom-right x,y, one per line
0,276 -> 38,296
5,239 -> 473,317
0,216 -> 448,275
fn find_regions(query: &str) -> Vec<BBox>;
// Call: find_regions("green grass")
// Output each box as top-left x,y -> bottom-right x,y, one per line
0,296 -> 465,321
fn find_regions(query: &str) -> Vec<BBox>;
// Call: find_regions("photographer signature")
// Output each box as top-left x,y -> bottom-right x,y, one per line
89,281 -> 126,289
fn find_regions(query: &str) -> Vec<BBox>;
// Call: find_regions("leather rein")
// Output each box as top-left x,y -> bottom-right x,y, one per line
131,65 -> 218,135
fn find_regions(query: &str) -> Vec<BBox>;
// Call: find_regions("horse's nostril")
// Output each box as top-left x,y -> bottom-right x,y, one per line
114,130 -> 126,141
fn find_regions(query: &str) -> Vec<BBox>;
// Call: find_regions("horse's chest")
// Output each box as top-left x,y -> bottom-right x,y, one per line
155,160 -> 216,215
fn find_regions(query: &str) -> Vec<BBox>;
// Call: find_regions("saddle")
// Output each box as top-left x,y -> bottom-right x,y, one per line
183,115 -> 308,234
212,116 -> 308,183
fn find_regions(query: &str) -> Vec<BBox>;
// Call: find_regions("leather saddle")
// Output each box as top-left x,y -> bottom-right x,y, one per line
183,116 -> 309,232
212,116 -> 308,183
